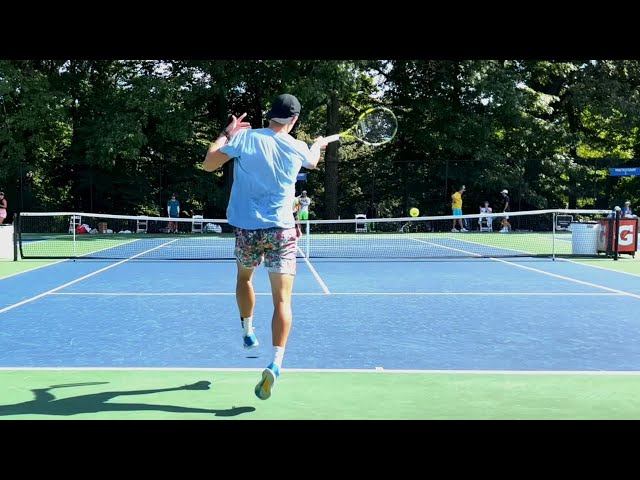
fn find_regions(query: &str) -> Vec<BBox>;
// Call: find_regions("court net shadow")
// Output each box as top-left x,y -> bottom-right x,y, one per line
0,381 -> 255,417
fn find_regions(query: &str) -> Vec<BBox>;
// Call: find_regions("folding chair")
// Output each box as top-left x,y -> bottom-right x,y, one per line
69,215 -> 82,234
136,218 -> 148,233
479,216 -> 493,232
192,215 -> 204,233
355,214 -> 367,233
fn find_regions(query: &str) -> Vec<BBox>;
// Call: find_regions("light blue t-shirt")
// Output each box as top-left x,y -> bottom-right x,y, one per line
221,128 -> 314,230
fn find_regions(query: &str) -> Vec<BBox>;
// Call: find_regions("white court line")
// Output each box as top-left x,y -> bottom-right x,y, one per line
490,257 -> 640,299
2,237 -> 148,282
444,234 -> 640,280
0,260 -> 68,281
450,235 -> 546,256
1,366 -> 640,375
296,245 -> 330,294
49,291 -> 625,296
410,238 -> 640,300
0,239 -> 180,315
559,257 -> 640,279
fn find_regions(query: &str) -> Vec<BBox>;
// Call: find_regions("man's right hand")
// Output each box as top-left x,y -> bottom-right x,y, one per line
312,137 -> 330,149
224,113 -> 251,138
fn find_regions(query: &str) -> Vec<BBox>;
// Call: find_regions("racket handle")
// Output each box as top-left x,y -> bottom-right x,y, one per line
324,134 -> 341,143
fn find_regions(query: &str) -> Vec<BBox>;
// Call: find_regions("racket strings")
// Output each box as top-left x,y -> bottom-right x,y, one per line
356,109 -> 398,145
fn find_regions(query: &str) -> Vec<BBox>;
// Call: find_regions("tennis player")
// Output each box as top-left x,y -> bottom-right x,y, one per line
203,93 -> 329,400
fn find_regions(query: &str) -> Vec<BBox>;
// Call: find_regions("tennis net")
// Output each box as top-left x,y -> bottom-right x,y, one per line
15,209 -> 616,260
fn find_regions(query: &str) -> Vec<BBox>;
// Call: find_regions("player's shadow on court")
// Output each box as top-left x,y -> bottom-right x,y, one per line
0,381 -> 255,417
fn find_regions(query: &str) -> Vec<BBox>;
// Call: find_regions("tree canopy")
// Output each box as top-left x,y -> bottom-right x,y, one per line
1,59 -> 638,221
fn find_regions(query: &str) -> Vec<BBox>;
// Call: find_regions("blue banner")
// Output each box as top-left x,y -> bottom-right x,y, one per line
610,167 -> 640,177
296,173 -> 307,181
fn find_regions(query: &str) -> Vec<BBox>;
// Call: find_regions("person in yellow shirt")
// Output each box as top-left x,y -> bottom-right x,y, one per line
451,185 -> 467,232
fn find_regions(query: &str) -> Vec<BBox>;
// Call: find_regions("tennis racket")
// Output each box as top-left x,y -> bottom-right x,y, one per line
325,107 -> 398,146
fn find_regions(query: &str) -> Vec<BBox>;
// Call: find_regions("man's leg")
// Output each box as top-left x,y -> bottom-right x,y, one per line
236,263 -> 256,319
254,227 -> 297,400
236,261 -> 259,348
253,272 -> 294,401
298,211 -> 308,235
234,229 -> 263,349
268,272 -> 295,350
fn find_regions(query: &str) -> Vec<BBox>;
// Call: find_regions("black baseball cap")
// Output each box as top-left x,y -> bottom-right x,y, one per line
266,94 -> 301,123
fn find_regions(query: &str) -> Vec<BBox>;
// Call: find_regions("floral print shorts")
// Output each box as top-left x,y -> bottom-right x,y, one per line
234,227 -> 299,274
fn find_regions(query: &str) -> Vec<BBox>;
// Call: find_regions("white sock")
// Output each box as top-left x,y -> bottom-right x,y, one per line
241,317 -> 253,335
273,346 -> 285,369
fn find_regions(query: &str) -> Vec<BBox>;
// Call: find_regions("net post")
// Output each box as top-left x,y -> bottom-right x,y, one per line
614,208 -> 621,261
72,214 -> 77,258
16,212 -> 24,260
552,212 -> 556,261
13,213 -> 18,261
305,220 -> 310,258
606,212 -> 614,258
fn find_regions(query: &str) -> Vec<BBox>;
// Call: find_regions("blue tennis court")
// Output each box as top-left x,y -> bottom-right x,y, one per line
2,253 -> 639,372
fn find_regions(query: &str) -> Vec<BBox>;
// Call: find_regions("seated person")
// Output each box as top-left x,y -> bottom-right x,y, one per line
622,200 -> 636,218
479,201 -> 493,230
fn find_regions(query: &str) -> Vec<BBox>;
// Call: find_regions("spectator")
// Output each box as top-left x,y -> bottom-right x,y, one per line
0,192 -> 6,224
366,203 -> 376,219
167,193 -> 180,233
622,200 -> 636,218
479,200 -> 493,231
297,190 -> 312,220
499,189 -> 511,233
292,196 -> 300,219
366,203 -> 377,231
451,185 -> 467,232
293,196 -> 301,237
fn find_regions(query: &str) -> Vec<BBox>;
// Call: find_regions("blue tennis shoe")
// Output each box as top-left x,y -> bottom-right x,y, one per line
255,363 -> 280,400
243,332 -> 260,349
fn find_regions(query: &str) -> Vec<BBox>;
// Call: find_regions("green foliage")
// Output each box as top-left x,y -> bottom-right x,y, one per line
1,59 -> 639,221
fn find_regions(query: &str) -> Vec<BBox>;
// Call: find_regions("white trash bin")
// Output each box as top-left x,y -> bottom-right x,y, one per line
570,222 -> 600,255
0,225 -> 14,260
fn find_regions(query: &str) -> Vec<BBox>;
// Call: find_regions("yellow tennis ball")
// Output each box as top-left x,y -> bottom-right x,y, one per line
410,207 -> 419,217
